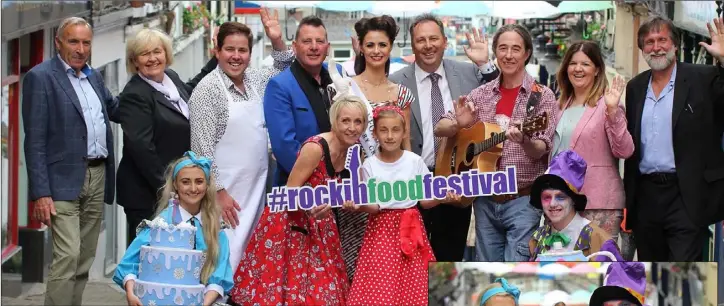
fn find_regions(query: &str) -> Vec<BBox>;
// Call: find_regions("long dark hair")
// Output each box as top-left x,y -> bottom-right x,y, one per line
354,15 -> 399,75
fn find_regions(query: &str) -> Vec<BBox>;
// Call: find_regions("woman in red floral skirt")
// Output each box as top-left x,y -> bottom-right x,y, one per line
227,96 -> 368,306
343,106 -> 461,305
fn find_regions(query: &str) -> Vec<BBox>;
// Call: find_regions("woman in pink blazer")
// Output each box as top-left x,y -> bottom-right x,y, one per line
550,41 -> 634,257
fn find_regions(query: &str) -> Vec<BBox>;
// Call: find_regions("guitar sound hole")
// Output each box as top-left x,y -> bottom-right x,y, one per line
465,144 -> 475,164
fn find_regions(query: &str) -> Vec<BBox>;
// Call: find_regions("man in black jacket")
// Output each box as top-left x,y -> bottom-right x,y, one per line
623,16 -> 724,261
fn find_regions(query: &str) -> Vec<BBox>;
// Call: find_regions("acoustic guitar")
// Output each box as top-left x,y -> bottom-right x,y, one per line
434,112 -> 549,206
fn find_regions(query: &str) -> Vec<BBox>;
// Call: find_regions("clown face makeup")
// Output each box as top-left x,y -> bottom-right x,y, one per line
541,188 -> 575,228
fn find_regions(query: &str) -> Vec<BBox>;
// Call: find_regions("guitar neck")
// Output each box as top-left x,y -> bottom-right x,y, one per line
473,131 -> 508,156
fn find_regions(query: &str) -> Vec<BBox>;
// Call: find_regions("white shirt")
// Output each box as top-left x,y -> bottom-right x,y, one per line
178,205 -> 203,226
414,61 -> 496,167
362,151 -> 431,210
415,63 -> 455,167
551,213 -> 591,252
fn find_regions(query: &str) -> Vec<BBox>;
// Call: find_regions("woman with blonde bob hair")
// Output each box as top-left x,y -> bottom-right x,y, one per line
116,28 -> 216,246
113,151 -> 233,306
228,95 -> 368,306
550,40 -> 635,259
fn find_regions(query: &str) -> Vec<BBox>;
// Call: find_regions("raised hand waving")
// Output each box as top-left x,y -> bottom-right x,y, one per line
463,28 -> 490,66
699,18 -> 724,63
260,7 -> 282,42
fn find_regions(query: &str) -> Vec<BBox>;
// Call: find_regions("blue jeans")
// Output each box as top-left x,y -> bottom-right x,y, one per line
474,196 -> 542,261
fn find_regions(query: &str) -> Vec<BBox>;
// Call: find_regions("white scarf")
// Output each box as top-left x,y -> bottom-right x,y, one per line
139,72 -> 189,119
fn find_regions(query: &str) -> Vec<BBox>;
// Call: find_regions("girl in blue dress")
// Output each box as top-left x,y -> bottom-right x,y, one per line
113,151 -> 233,306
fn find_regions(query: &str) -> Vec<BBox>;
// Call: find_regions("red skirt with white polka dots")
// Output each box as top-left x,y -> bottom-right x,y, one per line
347,207 -> 435,306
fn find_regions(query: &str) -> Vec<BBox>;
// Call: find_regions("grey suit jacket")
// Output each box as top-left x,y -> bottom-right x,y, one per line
22,56 -> 119,204
389,59 -> 499,157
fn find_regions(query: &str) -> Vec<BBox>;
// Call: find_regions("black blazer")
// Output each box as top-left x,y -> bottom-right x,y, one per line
624,62 -> 724,228
116,66 -> 211,210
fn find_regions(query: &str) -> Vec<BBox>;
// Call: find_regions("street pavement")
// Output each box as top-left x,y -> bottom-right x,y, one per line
1,277 -> 126,306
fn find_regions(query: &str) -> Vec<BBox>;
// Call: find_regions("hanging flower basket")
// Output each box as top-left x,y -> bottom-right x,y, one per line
182,2 -> 210,35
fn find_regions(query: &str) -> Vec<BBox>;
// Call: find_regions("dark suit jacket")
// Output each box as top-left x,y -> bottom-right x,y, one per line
22,56 -> 120,204
624,62 -> 724,227
389,59 -> 499,156
265,62 -> 342,186
116,64 -> 215,210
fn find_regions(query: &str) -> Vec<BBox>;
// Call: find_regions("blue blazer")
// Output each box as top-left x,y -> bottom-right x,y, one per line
264,62 -> 342,186
22,56 -> 119,204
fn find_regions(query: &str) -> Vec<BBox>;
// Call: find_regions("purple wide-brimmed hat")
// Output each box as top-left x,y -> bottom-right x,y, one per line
530,150 -> 587,211
589,262 -> 648,306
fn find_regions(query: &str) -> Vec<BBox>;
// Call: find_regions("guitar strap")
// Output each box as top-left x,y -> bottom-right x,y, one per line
525,81 -> 543,117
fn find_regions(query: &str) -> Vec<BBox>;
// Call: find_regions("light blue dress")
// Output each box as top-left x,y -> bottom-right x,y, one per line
112,203 -> 234,299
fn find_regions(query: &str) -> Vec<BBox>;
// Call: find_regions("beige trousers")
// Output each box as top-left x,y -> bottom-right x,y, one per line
44,164 -> 105,306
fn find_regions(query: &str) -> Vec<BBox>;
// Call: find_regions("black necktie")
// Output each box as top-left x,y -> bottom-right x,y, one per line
189,217 -> 198,249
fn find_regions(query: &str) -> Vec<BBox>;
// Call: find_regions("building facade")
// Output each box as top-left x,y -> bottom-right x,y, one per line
1,1 -> 216,292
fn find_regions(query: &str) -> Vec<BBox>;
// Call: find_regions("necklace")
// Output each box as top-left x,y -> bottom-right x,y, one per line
360,79 -> 393,94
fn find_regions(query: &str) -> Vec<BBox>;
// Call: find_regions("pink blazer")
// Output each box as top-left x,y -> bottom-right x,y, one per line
555,97 -> 634,210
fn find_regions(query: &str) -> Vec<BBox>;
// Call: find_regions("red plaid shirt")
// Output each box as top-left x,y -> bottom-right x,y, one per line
442,73 -> 558,188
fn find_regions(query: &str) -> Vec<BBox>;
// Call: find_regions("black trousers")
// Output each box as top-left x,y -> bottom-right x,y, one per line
633,174 -> 708,261
420,203 -> 472,262
125,208 -> 155,248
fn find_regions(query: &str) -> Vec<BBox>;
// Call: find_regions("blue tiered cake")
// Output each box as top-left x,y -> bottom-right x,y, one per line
133,217 -> 206,306
535,241 -> 589,261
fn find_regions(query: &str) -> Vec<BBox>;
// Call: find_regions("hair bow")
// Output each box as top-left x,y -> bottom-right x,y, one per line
326,57 -> 354,102
480,278 -> 521,306
372,104 -> 404,119
173,151 -> 212,181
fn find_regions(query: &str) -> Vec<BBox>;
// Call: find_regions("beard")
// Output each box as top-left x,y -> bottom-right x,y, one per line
644,48 -> 676,71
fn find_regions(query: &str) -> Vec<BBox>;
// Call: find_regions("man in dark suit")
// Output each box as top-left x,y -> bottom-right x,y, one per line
389,14 -> 499,261
624,16 -> 724,261
265,15 -> 343,187
22,17 -> 120,305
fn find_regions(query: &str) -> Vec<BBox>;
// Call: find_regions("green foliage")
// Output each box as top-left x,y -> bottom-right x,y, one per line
182,2 -> 211,33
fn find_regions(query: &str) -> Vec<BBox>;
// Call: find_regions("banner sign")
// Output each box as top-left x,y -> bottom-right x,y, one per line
673,1 -> 719,37
266,144 -> 519,212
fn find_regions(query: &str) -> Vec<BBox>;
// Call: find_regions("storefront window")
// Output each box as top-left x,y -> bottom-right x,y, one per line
2,84 -> 10,250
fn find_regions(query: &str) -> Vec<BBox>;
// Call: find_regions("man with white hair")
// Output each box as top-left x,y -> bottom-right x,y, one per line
22,17 -> 119,305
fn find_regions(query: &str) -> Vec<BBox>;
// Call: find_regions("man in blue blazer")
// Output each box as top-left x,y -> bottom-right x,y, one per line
21,17 -> 119,306
265,15 -> 343,187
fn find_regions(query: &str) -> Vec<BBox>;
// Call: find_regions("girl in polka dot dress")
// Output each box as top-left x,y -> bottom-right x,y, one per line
343,105 -> 461,305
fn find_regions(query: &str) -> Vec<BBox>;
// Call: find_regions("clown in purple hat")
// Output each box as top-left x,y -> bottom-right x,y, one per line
528,150 -> 621,261
589,262 -> 648,306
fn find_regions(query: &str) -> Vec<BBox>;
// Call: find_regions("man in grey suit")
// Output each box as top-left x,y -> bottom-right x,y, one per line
22,17 -> 119,305
389,14 -> 499,261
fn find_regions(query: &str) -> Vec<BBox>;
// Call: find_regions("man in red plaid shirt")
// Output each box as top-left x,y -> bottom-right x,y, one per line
435,24 -> 558,261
